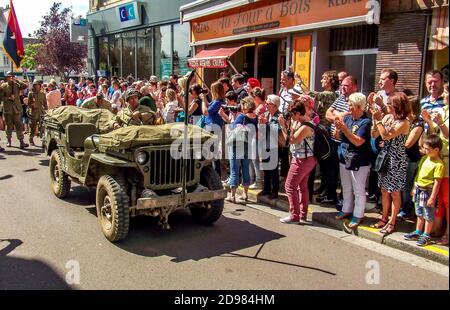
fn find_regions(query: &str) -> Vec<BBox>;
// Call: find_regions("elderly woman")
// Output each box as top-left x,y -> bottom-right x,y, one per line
371,92 -> 411,235
334,93 -> 372,228
227,97 -> 258,203
279,97 -> 317,224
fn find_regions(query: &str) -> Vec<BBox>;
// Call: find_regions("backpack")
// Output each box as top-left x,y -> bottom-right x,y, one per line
303,122 -> 332,161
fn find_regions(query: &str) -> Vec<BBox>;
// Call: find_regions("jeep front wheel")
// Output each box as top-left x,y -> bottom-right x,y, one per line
49,150 -> 71,198
96,175 -> 130,242
190,166 -> 224,224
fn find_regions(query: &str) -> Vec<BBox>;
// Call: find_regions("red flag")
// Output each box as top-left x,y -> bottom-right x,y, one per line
2,0 -> 25,68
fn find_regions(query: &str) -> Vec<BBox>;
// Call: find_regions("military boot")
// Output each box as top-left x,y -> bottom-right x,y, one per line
7,139 -> 12,147
19,140 -> 29,149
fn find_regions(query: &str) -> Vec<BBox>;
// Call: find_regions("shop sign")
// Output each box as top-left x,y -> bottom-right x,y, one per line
293,35 -> 312,89
188,58 -> 228,69
117,2 -> 141,28
191,0 -> 369,44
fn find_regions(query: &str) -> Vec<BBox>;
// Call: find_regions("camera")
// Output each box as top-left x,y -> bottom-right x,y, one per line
221,104 -> 241,113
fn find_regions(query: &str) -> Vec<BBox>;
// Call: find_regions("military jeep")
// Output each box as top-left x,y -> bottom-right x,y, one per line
43,106 -> 226,242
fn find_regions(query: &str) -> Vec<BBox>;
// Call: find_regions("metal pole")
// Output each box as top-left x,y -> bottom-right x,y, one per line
181,70 -> 197,208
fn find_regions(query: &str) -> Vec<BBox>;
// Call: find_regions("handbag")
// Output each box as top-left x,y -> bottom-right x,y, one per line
373,142 -> 391,177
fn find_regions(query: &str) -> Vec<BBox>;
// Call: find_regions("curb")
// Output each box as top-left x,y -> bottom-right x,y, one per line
233,186 -> 449,266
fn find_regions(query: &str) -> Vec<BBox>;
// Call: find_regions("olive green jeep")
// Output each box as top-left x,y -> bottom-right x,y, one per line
43,106 -> 226,242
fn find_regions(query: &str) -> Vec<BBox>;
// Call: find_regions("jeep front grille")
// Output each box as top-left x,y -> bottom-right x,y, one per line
149,149 -> 197,187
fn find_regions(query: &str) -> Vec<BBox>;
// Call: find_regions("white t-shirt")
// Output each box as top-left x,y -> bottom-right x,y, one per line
279,88 -> 292,114
163,100 -> 179,123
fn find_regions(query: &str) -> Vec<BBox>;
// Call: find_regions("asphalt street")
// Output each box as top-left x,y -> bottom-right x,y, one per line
0,133 -> 448,290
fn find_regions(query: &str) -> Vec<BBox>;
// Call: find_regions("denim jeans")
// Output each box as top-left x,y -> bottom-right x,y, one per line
401,160 -> 419,216
229,158 -> 251,188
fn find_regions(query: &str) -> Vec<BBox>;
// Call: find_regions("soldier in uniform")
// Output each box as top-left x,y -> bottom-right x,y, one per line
0,71 -> 29,149
111,90 -> 157,129
81,93 -> 112,111
28,80 -> 48,146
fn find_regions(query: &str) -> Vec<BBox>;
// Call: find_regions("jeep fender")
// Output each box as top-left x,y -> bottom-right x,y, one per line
83,153 -> 136,187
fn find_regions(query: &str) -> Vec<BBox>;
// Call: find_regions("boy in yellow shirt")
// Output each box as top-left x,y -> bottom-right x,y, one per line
404,134 -> 444,246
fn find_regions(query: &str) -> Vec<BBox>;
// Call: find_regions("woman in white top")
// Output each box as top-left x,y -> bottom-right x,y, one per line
163,88 -> 180,123
279,97 -> 317,224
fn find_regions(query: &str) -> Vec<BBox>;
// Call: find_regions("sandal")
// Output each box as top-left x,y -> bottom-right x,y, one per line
335,211 -> 352,220
348,217 -> 361,228
437,236 -> 449,246
380,223 -> 396,236
370,218 -> 388,229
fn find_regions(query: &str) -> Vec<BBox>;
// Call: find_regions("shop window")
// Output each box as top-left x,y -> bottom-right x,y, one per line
122,31 -> 136,78
330,53 -> 377,95
330,25 -> 378,52
173,23 -> 191,77
110,34 -> 121,78
137,29 -> 153,80
154,25 -> 172,80
98,37 -> 109,72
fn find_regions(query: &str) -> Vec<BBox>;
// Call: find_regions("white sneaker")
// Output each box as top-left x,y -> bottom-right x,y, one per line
249,183 -> 262,190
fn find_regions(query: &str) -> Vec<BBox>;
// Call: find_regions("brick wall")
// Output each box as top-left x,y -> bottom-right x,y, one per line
375,13 -> 428,95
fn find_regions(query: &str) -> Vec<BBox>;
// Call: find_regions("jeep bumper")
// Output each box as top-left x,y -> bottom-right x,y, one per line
136,189 -> 227,210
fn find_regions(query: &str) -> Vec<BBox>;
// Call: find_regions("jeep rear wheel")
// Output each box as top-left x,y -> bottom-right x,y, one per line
49,150 -> 71,198
190,166 -> 224,224
96,175 -> 130,242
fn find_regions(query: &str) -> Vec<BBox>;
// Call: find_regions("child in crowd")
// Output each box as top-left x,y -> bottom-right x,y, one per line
404,134 -> 444,246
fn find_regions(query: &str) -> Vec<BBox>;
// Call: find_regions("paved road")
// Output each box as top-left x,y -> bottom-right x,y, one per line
0,134 -> 448,290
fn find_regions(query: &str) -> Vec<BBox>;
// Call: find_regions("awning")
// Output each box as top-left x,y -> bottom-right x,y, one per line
187,47 -> 241,69
429,7 -> 449,50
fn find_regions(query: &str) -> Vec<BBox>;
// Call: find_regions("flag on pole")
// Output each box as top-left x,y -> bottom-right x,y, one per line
2,0 -> 25,68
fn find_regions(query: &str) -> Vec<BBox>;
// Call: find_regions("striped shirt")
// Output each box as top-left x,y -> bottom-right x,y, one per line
329,95 -> 350,142
421,94 -> 445,114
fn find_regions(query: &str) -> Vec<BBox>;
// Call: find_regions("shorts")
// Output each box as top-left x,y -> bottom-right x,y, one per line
415,204 -> 435,221
22,117 -> 29,124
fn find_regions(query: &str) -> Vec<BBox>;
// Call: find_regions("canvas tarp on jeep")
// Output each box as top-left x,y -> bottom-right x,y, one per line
46,106 -> 114,133
98,124 -> 215,149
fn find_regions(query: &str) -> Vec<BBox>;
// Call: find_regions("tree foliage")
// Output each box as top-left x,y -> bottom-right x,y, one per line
22,43 -> 43,71
34,2 -> 87,78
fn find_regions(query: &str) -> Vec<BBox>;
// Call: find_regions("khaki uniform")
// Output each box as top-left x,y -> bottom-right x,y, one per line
0,81 -> 28,141
112,105 -> 157,127
28,91 -> 48,142
81,97 -> 112,111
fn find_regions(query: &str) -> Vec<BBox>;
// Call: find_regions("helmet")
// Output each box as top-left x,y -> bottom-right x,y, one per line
6,71 -> 14,77
125,90 -> 140,102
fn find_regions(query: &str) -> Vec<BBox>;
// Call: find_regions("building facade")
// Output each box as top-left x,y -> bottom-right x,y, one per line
181,0 -> 449,96
87,0 -> 193,79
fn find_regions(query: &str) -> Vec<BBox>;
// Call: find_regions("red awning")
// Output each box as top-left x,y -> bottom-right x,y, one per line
188,47 -> 241,69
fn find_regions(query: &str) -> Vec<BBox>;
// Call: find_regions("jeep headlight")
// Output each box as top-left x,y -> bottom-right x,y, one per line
136,151 -> 149,165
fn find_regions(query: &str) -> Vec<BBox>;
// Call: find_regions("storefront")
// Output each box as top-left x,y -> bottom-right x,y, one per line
87,0 -> 192,79
180,0 -> 380,94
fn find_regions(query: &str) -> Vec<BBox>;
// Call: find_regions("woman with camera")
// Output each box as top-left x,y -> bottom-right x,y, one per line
226,97 -> 258,204
334,93 -> 372,228
278,97 -> 317,224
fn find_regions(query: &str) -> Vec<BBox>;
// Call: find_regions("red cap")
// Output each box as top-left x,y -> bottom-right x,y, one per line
247,78 -> 261,89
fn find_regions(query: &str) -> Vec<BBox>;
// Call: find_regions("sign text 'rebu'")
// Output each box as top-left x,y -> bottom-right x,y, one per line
191,0 -> 371,44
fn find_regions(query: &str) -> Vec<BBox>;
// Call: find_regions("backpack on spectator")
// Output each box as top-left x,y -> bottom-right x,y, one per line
303,122 -> 332,161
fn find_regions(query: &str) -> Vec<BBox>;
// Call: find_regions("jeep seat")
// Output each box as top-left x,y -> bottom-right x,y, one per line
66,123 -> 98,158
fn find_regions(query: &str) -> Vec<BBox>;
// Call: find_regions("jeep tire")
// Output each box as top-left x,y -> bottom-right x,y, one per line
190,166 -> 224,224
49,150 -> 71,198
96,175 -> 130,242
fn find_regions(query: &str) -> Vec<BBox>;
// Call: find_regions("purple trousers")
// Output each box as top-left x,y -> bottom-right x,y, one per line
285,157 -> 317,220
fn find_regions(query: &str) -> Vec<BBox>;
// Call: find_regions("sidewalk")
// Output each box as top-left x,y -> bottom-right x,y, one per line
231,185 -> 449,266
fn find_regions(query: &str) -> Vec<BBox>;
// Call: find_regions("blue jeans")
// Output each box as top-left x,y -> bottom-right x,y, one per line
229,158 -> 251,188
401,160 -> 419,216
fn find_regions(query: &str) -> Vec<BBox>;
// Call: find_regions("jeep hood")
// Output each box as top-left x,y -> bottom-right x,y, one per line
98,124 -> 215,148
